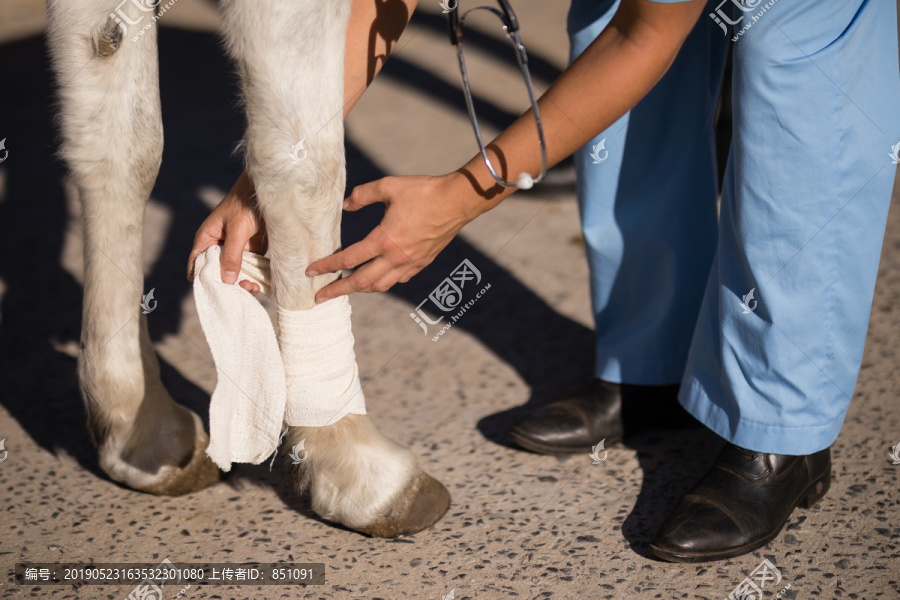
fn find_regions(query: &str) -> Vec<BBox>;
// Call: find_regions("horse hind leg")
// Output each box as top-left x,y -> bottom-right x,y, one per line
46,0 -> 218,494
218,0 -> 449,536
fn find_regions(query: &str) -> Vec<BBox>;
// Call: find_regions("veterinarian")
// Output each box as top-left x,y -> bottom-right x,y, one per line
191,0 -> 900,562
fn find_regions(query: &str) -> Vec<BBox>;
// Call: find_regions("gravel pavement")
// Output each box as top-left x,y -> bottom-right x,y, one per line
1,1 -> 898,598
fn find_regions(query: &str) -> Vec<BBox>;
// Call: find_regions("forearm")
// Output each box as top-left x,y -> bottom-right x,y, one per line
453,0 -> 705,216
343,0 -> 418,117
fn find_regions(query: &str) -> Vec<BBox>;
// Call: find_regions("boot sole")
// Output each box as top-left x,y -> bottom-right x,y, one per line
649,471 -> 831,563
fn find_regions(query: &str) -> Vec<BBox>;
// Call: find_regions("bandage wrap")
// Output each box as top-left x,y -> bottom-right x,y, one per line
278,298 -> 366,427
192,246 -> 365,472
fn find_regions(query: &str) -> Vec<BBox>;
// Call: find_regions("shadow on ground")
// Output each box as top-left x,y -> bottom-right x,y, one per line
0,23 -> 701,555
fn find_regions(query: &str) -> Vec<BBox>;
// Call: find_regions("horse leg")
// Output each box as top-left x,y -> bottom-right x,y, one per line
219,0 -> 449,536
46,0 -> 218,494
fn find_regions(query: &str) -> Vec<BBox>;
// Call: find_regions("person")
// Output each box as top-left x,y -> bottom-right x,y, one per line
190,0 -> 900,562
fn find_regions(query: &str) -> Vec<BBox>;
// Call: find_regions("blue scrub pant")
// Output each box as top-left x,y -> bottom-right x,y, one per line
568,0 -> 900,455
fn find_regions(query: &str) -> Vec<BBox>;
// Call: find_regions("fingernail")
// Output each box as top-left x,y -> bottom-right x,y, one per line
307,269 -> 319,277
223,271 -> 238,284
315,295 -> 326,304
342,200 -> 350,209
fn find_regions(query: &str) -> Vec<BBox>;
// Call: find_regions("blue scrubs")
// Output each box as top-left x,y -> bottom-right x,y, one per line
569,0 -> 900,454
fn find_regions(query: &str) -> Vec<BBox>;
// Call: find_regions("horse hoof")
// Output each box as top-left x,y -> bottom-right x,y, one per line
353,470 -> 451,538
141,412 -> 220,496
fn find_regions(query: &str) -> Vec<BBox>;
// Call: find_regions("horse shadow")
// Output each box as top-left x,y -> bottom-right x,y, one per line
0,14 -> 721,552
0,20 -> 588,482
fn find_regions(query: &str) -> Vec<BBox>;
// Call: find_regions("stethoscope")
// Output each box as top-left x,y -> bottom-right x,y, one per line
447,0 -> 548,190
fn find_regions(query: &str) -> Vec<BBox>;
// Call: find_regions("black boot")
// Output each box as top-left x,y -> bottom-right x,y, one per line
507,379 -> 695,455
650,444 -> 832,563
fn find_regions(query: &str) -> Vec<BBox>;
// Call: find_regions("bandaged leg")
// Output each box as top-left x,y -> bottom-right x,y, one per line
279,299 -> 440,530
277,298 -> 420,528
276,299 -> 450,535
218,0 -> 449,537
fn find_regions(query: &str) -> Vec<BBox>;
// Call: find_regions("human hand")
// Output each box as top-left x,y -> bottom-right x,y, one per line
307,172 -> 482,303
187,170 -> 267,296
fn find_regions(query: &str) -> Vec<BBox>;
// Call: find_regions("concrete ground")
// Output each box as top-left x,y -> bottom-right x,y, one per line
1,1 -> 899,598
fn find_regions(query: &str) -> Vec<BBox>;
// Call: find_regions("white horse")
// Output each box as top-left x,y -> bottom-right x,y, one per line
45,0 -> 449,537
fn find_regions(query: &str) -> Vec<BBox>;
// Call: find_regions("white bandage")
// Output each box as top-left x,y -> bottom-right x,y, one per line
192,246 -> 365,472
279,298 -> 367,427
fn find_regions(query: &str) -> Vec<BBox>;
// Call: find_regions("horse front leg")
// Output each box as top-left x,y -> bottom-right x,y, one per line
219,0 -> 449,536
46,0 -> 218,493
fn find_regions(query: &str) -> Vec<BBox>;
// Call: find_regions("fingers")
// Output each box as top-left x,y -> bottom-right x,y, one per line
397,264 -> 422,284
308,222 -> 433,302
313,254 -> 426,303
187,217 -> 257,284
220,221 -> 253,284
187,228 -> 221,282
313,276 -> 359,303
306,233 -> 383,277
188,198 -> 230,282
343,177 -> 392,211
314,257 -> 395,303
238,280 -> 260,297
188,170 -> 266,283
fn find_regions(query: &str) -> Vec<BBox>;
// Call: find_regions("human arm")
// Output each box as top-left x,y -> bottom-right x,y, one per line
308,0 -> 707,302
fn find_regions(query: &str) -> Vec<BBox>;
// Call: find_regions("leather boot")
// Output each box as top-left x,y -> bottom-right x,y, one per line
650,443 -> 832,562
507,379 -> 695,455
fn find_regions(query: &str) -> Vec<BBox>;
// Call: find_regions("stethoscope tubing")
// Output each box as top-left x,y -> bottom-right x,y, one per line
449,3 -> 549,189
